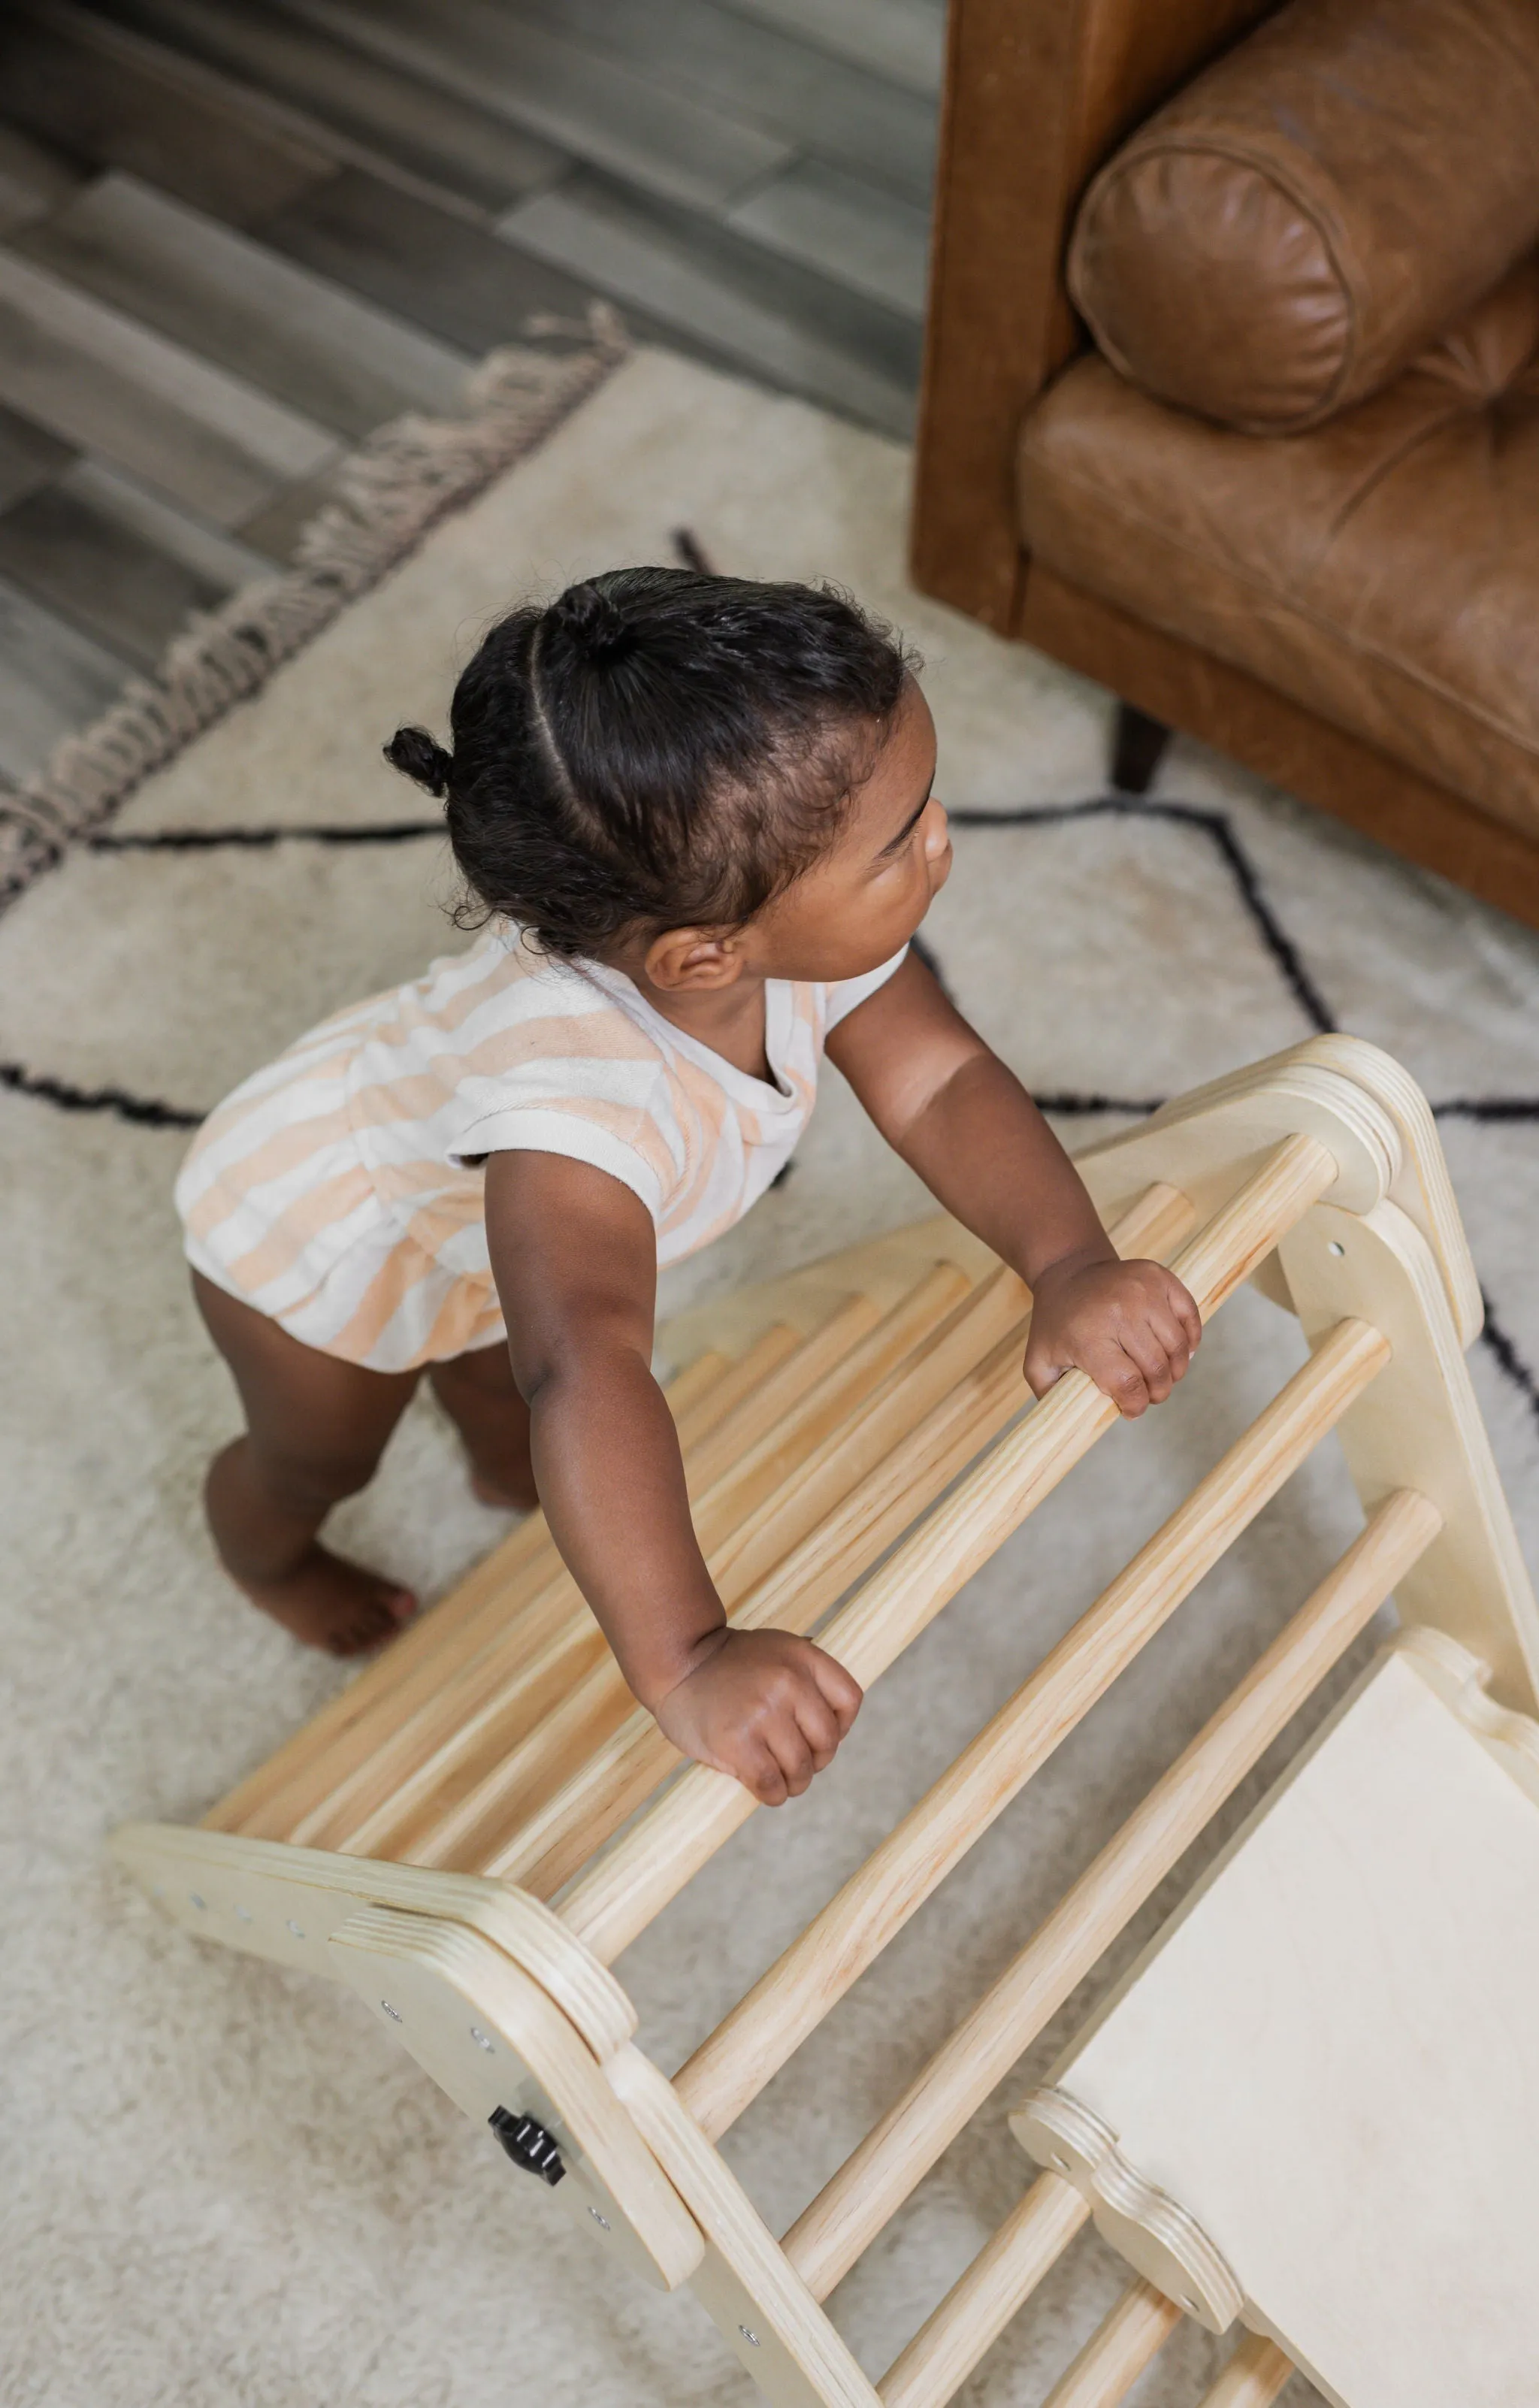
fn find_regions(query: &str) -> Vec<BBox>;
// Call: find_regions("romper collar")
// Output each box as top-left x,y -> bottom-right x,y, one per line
577,958 -> 803,1112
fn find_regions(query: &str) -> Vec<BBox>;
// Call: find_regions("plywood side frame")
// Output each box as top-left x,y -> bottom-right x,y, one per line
108,1821 -> 632,2060
328,1907 -> 702,2293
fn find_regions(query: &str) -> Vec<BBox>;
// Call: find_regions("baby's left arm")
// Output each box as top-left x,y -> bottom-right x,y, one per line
825,952 -> 1200,1417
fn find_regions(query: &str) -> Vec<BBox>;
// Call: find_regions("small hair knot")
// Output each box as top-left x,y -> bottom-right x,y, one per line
384,725 -> 453,797
548,579 -> 638,668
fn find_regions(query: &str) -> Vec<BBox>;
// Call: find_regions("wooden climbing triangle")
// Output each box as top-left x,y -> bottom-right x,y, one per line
115,1037 -> 1539,2408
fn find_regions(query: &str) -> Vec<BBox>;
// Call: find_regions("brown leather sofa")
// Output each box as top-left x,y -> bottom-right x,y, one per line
912,0 -> 1539,926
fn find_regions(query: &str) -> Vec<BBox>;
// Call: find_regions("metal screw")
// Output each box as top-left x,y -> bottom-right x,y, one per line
380,2000 -> 403,2022
286,1919 -> 305,1938
588,2208 -> 611,2230
189,1892 -> 206,1910
739,2327 -> 761,2349
1328,1239 -> 1345,1257
470,2025 -> 495,2053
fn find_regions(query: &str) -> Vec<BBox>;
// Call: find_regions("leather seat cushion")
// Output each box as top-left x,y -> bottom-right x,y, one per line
1069,0 -> 1539,434
1017,263 -> 1539,839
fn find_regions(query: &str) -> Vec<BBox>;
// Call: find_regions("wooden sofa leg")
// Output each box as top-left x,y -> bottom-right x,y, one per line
1111,702 -> 1171,795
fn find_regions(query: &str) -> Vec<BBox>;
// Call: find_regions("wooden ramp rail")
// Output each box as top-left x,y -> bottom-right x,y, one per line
1198,2336 -> 1297,2408
270,1263 -> 984,1861
875,2171 -> 1090,2408
113,1039 -> 1539,2408
388,1261 -> 1033,1874
209,1290 -> 950,1847
198,1338 -> 736,1839
558,1133 -> 1335,1965
1039,2279 -> 1185,2408
675,1315 -> 1392,2141
781,1488 -> 1440,2302
433,1181 -> 1190,1898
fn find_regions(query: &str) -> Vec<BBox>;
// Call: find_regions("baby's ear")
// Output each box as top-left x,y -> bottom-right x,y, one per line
644,927 -> 745,991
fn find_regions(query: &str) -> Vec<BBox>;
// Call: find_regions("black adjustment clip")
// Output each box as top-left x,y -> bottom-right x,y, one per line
488,2105 -> 566,2186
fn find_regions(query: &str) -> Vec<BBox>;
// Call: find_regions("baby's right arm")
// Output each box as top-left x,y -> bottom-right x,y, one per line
484,1151 -> 861,1804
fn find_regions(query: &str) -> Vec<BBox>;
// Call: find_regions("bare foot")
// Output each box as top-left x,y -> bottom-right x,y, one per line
234,1543 -> 416,1657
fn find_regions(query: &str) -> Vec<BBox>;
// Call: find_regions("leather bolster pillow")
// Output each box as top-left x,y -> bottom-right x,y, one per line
1068,0 -> 1539,434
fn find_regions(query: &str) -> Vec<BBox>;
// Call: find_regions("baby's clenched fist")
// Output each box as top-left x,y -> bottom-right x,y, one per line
1024,1251 -> 1201,1417
653,1626 -> 863,1804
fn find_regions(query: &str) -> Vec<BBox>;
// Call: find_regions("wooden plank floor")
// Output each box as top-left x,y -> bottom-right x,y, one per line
0,0 -> 940,785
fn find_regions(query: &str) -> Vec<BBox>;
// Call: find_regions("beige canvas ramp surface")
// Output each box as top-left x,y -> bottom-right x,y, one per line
1014,1638 -> 1539,2408
112,1036 -> 1539,2408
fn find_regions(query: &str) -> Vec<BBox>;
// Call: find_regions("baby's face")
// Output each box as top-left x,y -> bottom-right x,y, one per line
748,679 -> 950,982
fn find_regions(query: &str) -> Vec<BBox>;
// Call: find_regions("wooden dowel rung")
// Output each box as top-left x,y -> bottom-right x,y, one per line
876,2171 -> 1089,2408
473,1327 -> 1033,1888
692,1266 -> 1009,1596
557,1148 -> 1329,1965
682,1290 -> 887,1494
1196,2334 -> 1296,2408
204,1347 -> 733,1839
704,1262 -> 1027,1599
675,1314 -> 1389,2141
284,1568 -> 594,1853
335,1271 -> 981,1867
236,1318 -> 839,1851
694,1263 -> 974,1530
1040,2279 -> 1184,2408
204,1515 -> 560,1838
670,1320 -> 805,1451
654,1343 -> 736,1425
781,1487 -> 1439,2300
412,1267 -> 1033,1876
534,1183 -> 1200,1929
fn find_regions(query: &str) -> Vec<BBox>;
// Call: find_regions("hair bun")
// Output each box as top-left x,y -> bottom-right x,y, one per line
384,725 -> 452,797
549,579 -> 637,668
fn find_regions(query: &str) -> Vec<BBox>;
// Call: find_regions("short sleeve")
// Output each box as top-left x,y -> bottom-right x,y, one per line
447,1106 -> 667,1221
823,943 -> 909,1033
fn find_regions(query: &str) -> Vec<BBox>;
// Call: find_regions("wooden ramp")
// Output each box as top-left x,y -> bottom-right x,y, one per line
113,1037 -> 1539,2406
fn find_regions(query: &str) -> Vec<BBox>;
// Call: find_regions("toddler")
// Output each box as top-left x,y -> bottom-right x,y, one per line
178,569 -> 1199,1805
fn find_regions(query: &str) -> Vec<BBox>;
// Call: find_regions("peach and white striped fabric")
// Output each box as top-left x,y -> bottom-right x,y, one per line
176,925 -> 906,1372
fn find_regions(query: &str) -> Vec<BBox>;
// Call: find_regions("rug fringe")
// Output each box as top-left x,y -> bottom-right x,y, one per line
0,307 -> 628,915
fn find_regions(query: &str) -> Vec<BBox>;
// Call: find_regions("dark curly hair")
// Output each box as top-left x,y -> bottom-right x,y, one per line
384,566 -> 917,957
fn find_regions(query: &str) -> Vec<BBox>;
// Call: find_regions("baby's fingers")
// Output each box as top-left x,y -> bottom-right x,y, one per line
1084,1339 -> 1152,1418
1165,1272 -> 1203,1356
1129,1299 -> 1205,1400
1022,1330 -> 1068,1401
1151,1303 -> 1196,1384
763,1711 -> 817,1800
742,1741 -> 792,1807
807,1644 -> 863,1735
790,1681 -> 844,1774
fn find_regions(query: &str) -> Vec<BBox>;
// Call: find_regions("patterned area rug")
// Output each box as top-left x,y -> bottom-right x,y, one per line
4,344 -> 1537,2408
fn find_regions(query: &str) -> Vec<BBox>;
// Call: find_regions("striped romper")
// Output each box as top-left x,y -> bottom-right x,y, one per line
176,923 -> 907,1374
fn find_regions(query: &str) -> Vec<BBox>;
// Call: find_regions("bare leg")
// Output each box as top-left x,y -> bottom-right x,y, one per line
192,1270 -> 420,1656
429,1340 -> 538,1513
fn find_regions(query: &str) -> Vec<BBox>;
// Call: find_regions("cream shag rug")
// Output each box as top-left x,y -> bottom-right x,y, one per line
5,345 -> 1539,2408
